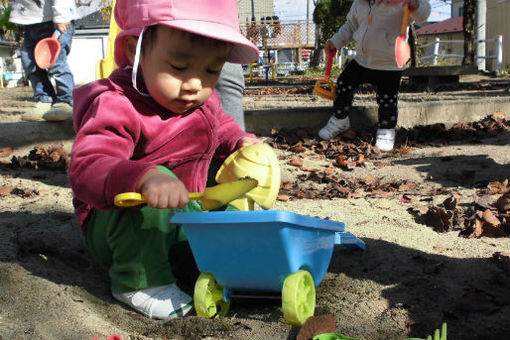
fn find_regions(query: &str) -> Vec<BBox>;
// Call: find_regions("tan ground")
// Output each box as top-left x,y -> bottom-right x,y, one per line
0,85 -> 509,340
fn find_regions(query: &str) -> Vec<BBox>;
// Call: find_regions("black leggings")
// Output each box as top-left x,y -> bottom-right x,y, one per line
333,60 -> 403,129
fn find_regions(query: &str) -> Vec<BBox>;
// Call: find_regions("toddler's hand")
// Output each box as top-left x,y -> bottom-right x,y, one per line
136,169 -> 189,209
325,41 -> 337,54
54,22 -> 70,33
403,0 -> 419,12
237,136 -> 261,148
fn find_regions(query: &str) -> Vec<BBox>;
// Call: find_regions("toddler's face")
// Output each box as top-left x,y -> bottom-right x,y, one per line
139,26 -> 231,114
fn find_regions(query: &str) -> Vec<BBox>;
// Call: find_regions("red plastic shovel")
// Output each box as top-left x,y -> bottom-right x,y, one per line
34,29 -> 61,69
313,46 -> 336,100
395,4 -> 411,68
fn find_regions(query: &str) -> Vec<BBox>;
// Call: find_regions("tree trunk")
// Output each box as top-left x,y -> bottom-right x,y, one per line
463,0 -> 476,65
309,25 -> 321,68
409,23 -> 417,68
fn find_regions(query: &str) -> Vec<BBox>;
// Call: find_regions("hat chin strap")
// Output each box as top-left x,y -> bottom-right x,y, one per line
132,27 -> 151,97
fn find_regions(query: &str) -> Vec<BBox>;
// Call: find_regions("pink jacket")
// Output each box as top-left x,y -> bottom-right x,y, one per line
69,68 -> 254,234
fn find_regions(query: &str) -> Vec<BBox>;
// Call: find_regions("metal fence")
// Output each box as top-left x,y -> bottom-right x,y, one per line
240,19 -> 318,79
419,35 -> 504,73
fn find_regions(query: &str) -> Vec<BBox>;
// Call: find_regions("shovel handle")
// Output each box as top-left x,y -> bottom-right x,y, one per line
114,191 -> 203,207
400,4 -> 410,36
325,47 -> 334,77
50,29 -> 61,40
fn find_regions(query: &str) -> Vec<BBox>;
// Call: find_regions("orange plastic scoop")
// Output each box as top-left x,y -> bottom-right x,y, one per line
395,4 -> 411,68
313,47 -> 336,100
34,30 -> 61,69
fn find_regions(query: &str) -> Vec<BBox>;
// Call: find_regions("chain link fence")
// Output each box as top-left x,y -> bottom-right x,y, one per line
239,19 -> 319,79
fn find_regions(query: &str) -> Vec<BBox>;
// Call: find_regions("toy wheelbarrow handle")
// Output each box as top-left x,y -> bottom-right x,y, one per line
334,232 -> 366,250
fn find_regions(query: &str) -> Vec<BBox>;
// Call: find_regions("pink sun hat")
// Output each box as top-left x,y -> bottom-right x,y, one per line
114,0 -> 259,68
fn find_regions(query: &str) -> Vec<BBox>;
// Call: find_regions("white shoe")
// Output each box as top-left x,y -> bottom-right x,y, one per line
318,116 -> 350,140
375,128 -> 396,152
43,102 -> 73,121
112,283 -> 193,320
21,102 -> 52,121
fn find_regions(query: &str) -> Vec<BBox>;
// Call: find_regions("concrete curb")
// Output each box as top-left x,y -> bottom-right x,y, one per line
2,97 -> 510,151
245,97 -> 510,135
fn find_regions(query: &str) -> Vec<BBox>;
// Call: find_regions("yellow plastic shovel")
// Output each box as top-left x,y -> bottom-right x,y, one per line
114,178 -> 258,210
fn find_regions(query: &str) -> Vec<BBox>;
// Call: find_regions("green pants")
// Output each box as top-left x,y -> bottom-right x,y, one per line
85,166 -> 202,293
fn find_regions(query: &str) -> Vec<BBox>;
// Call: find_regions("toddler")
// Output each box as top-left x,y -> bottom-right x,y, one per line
318,0 -> 430,151
69,0 -> 259,320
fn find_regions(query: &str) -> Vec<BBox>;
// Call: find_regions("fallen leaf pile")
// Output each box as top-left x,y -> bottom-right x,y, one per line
268,113 -> 510,238
1,145 -> 70,170
244,85 -> 312,96
278,162 -> 447,201
269,112 -> 510,165
0,184 -> 39,199
400,112 -> 509,145
408,180 -> 510,238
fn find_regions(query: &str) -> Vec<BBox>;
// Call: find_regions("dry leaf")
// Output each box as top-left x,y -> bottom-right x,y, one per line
473,218 -> 507,238
364,176 -> 380,186
0,185 -> 14,196
372,161 -> 392,168
277,194 -> 291,201
481,209 -> 500,226
341,129 -> 357,140
433,246 -> 451,252
399,194 -> 412,203
487,179 -> 508,195
0,147 -> 13,158
290,143 -> 307,153
398,182 -> 417,192
296,314 -> 337,340
288,157 -> 303,167
398,146 -> 413,155
496,194 -> 510,212
442,196 -> 458,211
425,206 -> 453,232
411,205 -> 429,215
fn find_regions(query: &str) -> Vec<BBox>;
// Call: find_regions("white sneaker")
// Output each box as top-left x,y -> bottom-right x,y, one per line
43,102 -> 73,122
375,128 -> 396,152
112,283 -> 193,320
21,102 -> 52,121
318,116 -> 350,140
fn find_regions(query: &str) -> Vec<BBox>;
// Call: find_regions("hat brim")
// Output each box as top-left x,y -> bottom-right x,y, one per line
114,22 -> 258,68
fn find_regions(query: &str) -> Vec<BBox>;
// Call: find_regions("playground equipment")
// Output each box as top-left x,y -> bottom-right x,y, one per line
96,0 -> 121,79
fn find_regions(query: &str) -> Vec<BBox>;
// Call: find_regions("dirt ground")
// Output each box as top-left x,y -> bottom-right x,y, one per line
1,82 -> 510,340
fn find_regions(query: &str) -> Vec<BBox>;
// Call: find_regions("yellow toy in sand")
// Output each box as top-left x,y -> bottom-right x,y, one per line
216,143 -> 281,210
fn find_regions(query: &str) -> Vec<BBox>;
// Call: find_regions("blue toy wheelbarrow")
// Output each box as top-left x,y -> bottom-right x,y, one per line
168,210 -> 366,325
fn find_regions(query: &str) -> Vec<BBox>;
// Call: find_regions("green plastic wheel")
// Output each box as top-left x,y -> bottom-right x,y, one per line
193,272 -> 230,318
282,270 -> 316,326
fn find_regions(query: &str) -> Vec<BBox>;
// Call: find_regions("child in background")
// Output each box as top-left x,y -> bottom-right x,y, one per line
68,0 -> 259,320
9,0 -> 77,121
318,0 -> 430,151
